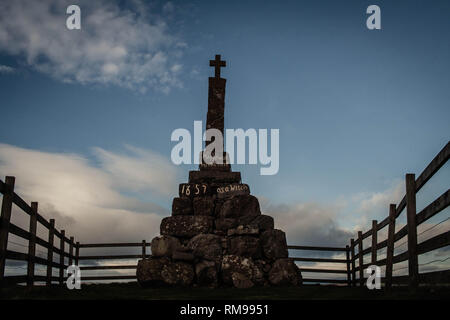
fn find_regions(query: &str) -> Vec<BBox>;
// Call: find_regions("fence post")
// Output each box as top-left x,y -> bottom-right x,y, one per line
0,176 -> 15,284
346,245 -> 351,287
371,220 -> 378,264
27,202 -> 38,287
59,230 -> 65,286
385,204 -> 396,291
75,242 -> 80,266
358,231 -> 364,287
69,236 -> 74,266
46,219 -> 55,286
350,238 -> 356,287
142,240 -> 146,258
406,173 -> 419,288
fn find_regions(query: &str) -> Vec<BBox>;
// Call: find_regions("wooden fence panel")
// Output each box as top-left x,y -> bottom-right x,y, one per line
59,230 -> 65,285
358,231 -> 364,287
46,219 -> 55,285
0,176 -> 15,283
385,204 -> 396,290
346,245 -> 351,286
350,239 -> 356,287
371,220 -> 377,264
69,237 -> 74,266
406,173 -> 419,288
26,202 -> 38,287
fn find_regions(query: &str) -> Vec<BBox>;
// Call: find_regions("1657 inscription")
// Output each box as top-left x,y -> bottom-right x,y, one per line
179,183 -> 209,197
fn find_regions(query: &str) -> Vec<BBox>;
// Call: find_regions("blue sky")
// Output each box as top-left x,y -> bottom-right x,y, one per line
0,0 -> 449,274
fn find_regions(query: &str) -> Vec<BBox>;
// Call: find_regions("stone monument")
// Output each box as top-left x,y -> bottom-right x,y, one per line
136,55 -> 302,288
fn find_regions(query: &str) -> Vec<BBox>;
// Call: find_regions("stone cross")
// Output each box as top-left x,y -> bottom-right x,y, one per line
206,54 -> 227,137
203,54 -> 227,164
209,54 -> 226,79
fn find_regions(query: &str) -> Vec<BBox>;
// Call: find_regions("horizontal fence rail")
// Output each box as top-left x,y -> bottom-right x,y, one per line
288,245 -> 351,286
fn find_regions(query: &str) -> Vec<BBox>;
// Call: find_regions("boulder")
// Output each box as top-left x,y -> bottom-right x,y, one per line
215,218 -> 238,231
268,259 -> 302,286
172,250 -> 195,262
231,272 -> 254,289
227,225 -> 259,236
218,195 -> 261,223
160,215 -> 214,238
187,233 -> 222,263
221,255 -> 263,287
249,215 -> 274,231
161,261 -> 195,286
189,171 -> 241,184
136,257 -> 170,287
216,183 -> 250,199
193,197 -> 215,216
150,235 -> 181,257
172,197 -> 193,216
260,229 -> 288,260
254,259 -> 272,274
195,260 -> 218,287
228,236 -> 262,258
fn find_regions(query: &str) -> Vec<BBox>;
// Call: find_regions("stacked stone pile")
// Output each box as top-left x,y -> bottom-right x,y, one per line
136,168 -> 302,288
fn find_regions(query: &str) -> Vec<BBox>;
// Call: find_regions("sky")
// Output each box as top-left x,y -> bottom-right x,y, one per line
0,0 -> 449,278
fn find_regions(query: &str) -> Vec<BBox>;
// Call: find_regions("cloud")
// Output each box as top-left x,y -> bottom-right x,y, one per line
357,180 -> 404,214
0,0 -> 185,93
260,198 -> 352,249
0,65 -> 15,74
0,143 -> 181,244
93,145 -> 178,197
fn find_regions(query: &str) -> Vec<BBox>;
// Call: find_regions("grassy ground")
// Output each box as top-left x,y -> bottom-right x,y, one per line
1,282 -> 450,300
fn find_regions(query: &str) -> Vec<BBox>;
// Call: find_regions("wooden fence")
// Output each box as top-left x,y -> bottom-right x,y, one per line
349,141 -> 450,288
0,142 -> 448,288
0,176 -> 78,286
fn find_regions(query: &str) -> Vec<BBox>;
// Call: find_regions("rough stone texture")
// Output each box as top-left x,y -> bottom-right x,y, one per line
189,171 -> 241,184
221,255 -> 262,286
188,234 -> 222,263
151,235 -> 181,257
193,197 -> 215,216
161,261 -> 195,286
260,229 -> 289,260
136,257 -> 169,287
254,259 -> 271,274
218,195 -> 261,226
249,215 -> 274,231
227,225 -> 259,236
232,272 -> 254,289
172,197 -> 193,216
172,250 -> 195,262
268,259 -> 302,286
228,236 -> 261,258
195,260 -> 218,287
215,218 -> 238,231
216,183 -> 250,199
160,215 -> 214,238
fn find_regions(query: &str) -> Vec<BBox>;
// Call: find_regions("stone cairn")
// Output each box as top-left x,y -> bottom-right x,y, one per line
136,55 -> 302,289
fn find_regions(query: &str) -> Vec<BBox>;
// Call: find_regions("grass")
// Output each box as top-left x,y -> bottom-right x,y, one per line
1,282 -> 450,300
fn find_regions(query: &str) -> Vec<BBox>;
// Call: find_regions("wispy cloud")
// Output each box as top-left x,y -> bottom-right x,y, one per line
357,180 -> 404,214
260,197 -> 352,249
0,65 -> 15,74
0,0 -> 186,93
0,143 -> 181,244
